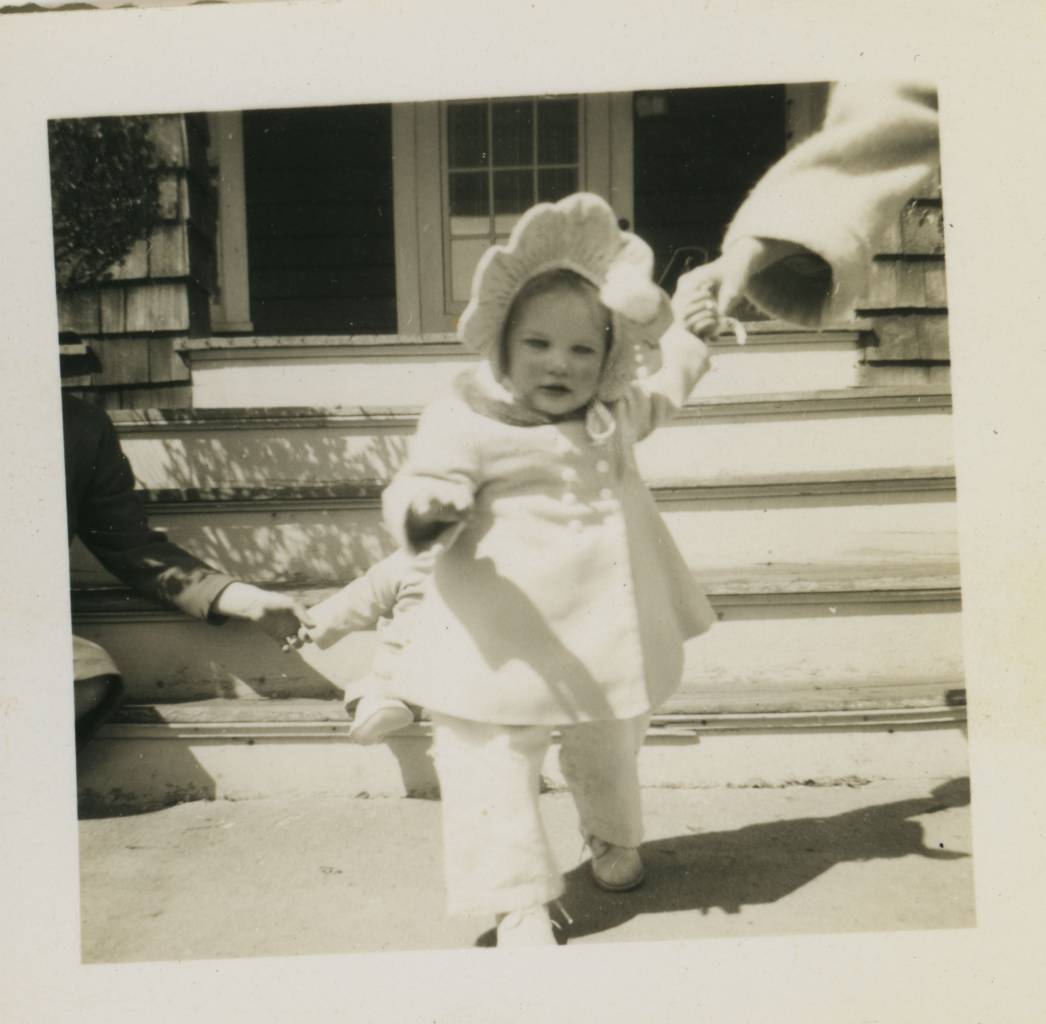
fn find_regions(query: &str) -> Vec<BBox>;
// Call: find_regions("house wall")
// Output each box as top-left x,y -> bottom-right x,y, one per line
60,114 -> 217,409
59,91 -> 949,405
857,169 -> 949,378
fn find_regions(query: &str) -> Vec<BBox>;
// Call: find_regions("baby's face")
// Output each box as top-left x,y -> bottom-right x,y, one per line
503,287 -> 609,417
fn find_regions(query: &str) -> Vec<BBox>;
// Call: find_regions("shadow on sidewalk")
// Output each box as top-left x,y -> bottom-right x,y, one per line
476,777 -> 971,946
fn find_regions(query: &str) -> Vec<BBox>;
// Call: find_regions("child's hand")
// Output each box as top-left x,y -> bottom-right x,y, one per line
281,623 -> 315,654
672,281 -> 721,342
407,481 -> 473,535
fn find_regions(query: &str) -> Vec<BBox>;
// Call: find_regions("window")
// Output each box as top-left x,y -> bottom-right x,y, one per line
396,94 -> 632,335
443,97 -> 582,304
211,89 -> 832,339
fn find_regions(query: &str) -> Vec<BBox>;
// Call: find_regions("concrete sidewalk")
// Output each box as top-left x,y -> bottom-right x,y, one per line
79,777 -> 974,963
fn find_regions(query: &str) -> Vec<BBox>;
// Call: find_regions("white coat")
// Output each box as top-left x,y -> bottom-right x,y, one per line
382,323 -> 717,726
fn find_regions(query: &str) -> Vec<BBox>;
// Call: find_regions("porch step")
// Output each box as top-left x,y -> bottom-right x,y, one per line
71,560 -> 964,710
76,696 -> 968,811
111,386 -> 954,492
70,466 -> 959,588
180,323 -> 872,407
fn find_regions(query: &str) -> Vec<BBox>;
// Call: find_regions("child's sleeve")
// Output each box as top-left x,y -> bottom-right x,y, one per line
382,397 -> 482,553
619,322 -> 712,442
305,550 -> 407,649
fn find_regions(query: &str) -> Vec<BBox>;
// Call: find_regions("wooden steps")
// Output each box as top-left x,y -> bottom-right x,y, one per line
71,559 -> 963,715
71,327 -> 968,809
107,689 -> 964,735
180,323 -> 873,406
70,385 -> 959,594
112,385 -> 955,491
70,466 -> 959,589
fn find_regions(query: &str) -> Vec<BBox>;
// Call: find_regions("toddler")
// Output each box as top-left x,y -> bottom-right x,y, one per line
382,193 -> 721,946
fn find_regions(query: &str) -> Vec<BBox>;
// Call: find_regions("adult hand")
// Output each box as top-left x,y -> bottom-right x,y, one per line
674,236 -> 807,316
212,582 -> 315,646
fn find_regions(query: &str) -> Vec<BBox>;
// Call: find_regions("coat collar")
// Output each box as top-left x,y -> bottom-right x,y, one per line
453,364 -> 617,444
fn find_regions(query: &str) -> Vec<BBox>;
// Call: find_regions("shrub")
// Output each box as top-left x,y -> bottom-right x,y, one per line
49,116 -> 161,289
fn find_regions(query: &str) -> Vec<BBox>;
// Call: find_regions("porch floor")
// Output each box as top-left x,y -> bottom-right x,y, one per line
79,777 -> 974,962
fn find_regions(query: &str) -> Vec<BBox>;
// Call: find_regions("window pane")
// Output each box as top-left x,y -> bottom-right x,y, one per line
449,171 -> 489,220
493,214 -> 523,234
450,215 -> 492,236
537,98 -> 578,163
493,169 -> 533,215
451,237 -> 491,302
447,103 -> 488,168
537,167 -> 578,203
492,99 -> 533,166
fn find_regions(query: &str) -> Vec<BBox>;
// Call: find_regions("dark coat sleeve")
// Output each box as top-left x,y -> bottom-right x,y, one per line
63,396 -> 237,621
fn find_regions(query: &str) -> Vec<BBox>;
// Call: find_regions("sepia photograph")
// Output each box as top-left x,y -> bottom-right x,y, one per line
2,2 -> 1044,1021
56,82 -> 972,960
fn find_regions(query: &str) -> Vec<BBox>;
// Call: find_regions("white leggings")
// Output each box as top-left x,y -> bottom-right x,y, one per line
431,712 -> 650,916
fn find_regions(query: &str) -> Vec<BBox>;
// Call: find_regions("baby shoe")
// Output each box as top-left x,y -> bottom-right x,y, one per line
494,904 -> 558,948
586,835 -> 645,892
347,697 -> 414,745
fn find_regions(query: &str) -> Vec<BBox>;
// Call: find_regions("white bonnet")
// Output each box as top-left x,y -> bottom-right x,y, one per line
458,192 -> 673,401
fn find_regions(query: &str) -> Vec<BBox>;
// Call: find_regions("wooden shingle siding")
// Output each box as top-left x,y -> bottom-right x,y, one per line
146,224 -> 190,278
899,201 -> 945,255
58,289 -> 101,334
857,179 -> 949,367
865,259 -> 948,311
59,113 -> 218,407
99,287 -> 126,334
873,314 -> 950,363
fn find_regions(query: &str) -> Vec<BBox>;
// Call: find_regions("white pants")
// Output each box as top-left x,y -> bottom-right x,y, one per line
431,713 -> 650,916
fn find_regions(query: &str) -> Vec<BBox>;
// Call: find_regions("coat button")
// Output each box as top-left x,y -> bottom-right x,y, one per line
596,460 -> 610,473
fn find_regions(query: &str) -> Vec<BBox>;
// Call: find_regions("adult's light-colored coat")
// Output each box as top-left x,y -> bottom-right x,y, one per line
724,82 -> 939,326
382,325 -> 717,726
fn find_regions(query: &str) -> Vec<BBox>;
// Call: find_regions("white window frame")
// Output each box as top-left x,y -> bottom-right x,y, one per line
207,94 -> 635,338
392,94 -> 634,337
207,111 -> 254,333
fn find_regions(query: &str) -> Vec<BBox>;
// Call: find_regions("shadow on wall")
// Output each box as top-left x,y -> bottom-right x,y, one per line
75,728 -> 442,820
76,732 -> 220,820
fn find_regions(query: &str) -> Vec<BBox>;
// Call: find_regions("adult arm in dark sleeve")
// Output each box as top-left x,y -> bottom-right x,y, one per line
67,397 -> 236,620
64,395 -> 312,639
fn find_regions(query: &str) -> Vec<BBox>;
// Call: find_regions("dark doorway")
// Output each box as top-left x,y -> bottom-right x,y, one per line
633,85 -> 787,296
242,105 -> 397,335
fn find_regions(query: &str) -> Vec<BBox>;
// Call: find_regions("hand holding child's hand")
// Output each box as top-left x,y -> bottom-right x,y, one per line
675,236 -> 810,317
281,623 -> 315,654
